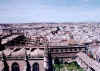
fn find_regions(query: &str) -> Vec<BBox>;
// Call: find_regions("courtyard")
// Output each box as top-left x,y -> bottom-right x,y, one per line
53,61 -> 84,71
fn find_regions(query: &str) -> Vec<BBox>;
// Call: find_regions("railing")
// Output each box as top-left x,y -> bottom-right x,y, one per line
0,56 -> 44,60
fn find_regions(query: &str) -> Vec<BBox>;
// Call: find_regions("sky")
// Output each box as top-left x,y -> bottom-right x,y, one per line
0,0 -> 100,23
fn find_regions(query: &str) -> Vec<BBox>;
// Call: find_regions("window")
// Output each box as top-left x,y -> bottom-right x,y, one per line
12,62 -> 20,71
79,48 -> 82,51
32,63 -> 39,71
50,49 -> 53,52
55,49 -> 59,52
65,49 -> 68,52
61,49 -> 63,52
74,48 -> 77,51
70,49 -> 72,51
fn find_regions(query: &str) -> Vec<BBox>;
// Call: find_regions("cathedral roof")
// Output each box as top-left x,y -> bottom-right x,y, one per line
30,48 -> 44,57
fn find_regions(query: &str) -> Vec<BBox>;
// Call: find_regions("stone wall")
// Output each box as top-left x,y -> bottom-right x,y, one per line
0,59 -> 44,71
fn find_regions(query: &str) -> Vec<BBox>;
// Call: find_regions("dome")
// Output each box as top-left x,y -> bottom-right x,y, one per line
30,48 -> 44,57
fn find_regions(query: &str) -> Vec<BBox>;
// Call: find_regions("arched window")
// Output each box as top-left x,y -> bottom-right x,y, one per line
54,57 -> 60,64
11,62 -> 20,71
32,63 -> 39,71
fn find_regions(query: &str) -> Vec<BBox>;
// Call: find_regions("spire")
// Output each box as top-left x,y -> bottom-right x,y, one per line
2,51 -> 9,71
24,39 -> 31,71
